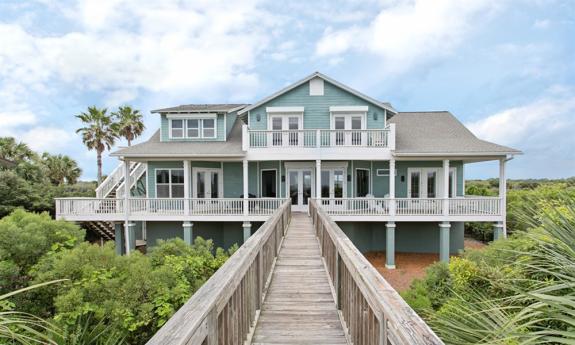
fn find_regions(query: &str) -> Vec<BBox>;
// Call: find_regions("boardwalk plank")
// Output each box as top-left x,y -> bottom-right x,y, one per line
251,213 -> 348,345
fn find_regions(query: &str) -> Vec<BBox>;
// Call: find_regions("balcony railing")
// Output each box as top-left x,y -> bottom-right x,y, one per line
55,198 -> 287,219
318,197 -> 502,217
243,124 -> 395,150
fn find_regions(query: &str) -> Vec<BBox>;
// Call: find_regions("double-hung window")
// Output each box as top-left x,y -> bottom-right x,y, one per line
156,169 -> 185,198
170,117 -> 217,139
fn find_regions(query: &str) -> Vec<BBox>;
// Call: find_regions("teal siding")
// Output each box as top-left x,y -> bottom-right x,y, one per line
248,80 -> 387,130
223,162 -> 243,197
338,222 -> 464,254
160,114 -> 226,142
146,221 -> 261,250
226,111 -> 238,137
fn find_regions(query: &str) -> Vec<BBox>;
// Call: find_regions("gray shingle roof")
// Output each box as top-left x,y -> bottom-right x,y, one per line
111,118 -> 245,158
151,104 -> 248,114
389,112 -> 521,156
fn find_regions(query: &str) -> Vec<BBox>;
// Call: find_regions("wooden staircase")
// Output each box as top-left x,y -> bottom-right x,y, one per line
82,221 -> 115,241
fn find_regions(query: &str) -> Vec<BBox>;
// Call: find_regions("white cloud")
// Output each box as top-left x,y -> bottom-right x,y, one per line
0,110 -> 37,129
467,94 -> 575,145
20,127 -> 73,152
315,0 -> 503,74
0,0 -> 279,104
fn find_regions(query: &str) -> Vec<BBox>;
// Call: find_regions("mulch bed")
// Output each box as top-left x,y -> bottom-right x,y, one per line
365,238 -> 486,292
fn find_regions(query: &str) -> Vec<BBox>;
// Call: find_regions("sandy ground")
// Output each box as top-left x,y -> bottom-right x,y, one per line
365,238 -> 486,292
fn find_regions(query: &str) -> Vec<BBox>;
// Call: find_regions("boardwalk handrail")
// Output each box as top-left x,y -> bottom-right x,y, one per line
310,199 -> 444,345
146,199 -> 291,345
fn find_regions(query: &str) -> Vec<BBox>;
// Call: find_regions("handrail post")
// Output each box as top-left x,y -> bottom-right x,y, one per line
316,129 -> 320,148
206,306 -> 218,345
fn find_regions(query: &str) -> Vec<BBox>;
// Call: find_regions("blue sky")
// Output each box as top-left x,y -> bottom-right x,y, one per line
0,0 -> 574,180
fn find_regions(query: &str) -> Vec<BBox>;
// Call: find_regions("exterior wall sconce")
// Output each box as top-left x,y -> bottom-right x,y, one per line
281,175 -> 285,182
373,111 -> 378,120
256,114 -> 261,122
347,174 -> 351,181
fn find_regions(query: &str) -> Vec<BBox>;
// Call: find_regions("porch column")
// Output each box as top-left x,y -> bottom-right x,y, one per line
493,222 -> 504,241
499,158 -> 507,237
183,222 -> 194,245
243,222 -> 252,242
389,159 -> 396,216
127,222 -> 136,252
385,222 -> 396,269
114,222 -> 124,255
123,159 -> 131,255
183,160 -> 190,215
439,222 -> 451,263
243,159 -> 249,216
442,159 -> 450,217
316,160 -> 321,200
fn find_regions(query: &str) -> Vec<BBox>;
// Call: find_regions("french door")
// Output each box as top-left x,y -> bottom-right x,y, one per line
193,168 -> 222,198
321,169 -> 346,208
407,168 -> 440,198
270,115 -> 301,146
333,115 -> 364,146
287,169 -> 313,212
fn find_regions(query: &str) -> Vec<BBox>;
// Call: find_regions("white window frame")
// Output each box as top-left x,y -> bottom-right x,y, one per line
407,167 -> 457,198
376,168 -> 397,176
155,168 -> 185,198
192,167 -> 224,198
168,115 -> 218,139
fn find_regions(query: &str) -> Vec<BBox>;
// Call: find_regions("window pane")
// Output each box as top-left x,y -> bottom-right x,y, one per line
171,169 -> 184,184
351,117 -> 362,130
211,172 -> 219,198
187,119 -> 199,138
262,170 -> 277,198
410,172 -> 420,198
289,171 -> 298,205
196,172 -> 205,198
203,128 -> 215,138
203,119 -> 215,129
288,117 -> 299,130
156,170 -> 170,183
427,172 -> 436,198
157,185 -> 170,198
321,171 -> 330,198
356,169 -> 369,197
272,117 -> 282,130
172,185 -> 184,198
334,170 -> 343,198
302,171 -> 311,205
172,120 -> 183,138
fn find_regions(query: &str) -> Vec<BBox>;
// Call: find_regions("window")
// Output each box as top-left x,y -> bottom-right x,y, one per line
203,119 -> 215,138
170,117 -> 217,139
187,119 -> 199,138
171,119 -> 184,138
356,169 -> 370,197
156,169 -> 185,198
376,169 -> 397,176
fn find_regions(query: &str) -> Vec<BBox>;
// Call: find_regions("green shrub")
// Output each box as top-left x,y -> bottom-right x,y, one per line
401,279 -> 432,315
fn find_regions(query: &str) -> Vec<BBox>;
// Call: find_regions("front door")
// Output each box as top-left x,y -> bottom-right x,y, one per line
287,169 -> 313,212
193,168 -> 222,198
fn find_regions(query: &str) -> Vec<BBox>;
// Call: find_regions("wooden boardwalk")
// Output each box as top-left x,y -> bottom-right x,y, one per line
251,213 -> 348,345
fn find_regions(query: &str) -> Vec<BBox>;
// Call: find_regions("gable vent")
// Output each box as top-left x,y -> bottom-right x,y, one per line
309,77 -> 324,96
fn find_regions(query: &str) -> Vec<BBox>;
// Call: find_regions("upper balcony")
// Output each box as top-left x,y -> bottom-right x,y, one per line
242,123 -> 395,160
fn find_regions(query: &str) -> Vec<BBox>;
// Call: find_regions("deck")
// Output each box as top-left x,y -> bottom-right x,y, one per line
251,213 -> 347,344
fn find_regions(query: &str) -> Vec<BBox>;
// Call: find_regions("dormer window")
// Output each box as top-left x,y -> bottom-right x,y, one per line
168,114 -> 217,139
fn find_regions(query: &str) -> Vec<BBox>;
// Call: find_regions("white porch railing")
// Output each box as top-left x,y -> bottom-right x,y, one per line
116,162 -> 147,198
55,198 -> 287,219
318,197 -> 502,217
246,126 -> 394,149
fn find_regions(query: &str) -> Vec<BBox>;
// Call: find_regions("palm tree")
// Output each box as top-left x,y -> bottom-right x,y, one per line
0,137 -> 36,162
42,153 -> 82,185
76,106 -> 117,184
112,106 -> 145,146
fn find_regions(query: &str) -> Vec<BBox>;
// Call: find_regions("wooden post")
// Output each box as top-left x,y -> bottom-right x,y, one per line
243,159 -> 249,217
206,306 -> 218,345
499,158 -> 507,237
183,222 -> 193,245
316,159 -> 321,200
389,159 -> 395,216
439,222 -> 450,263
442,159 -> 449,217
385,222 -> 396,269
183,160 -> 190,215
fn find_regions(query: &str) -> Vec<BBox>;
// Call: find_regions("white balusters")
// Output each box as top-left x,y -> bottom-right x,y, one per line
247,129 -> 392,148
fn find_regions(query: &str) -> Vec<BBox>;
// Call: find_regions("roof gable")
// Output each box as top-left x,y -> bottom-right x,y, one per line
238,72 -> 396,115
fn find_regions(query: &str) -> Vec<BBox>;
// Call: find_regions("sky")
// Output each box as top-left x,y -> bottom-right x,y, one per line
0,0 -> 574,181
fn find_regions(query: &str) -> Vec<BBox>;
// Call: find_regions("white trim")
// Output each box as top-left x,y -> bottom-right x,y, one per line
320,161 -> 348,169
169,118 -> 217,140
267,113 -> 303,131
266,106 -> 304,113
166,113 -> 218,119
284,161 -> 316,169
330,112 -> 367,132
376,168 -> 397,176
329,106 -> 368,112
169,118 -> 185,139
260,168 -> 278,198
